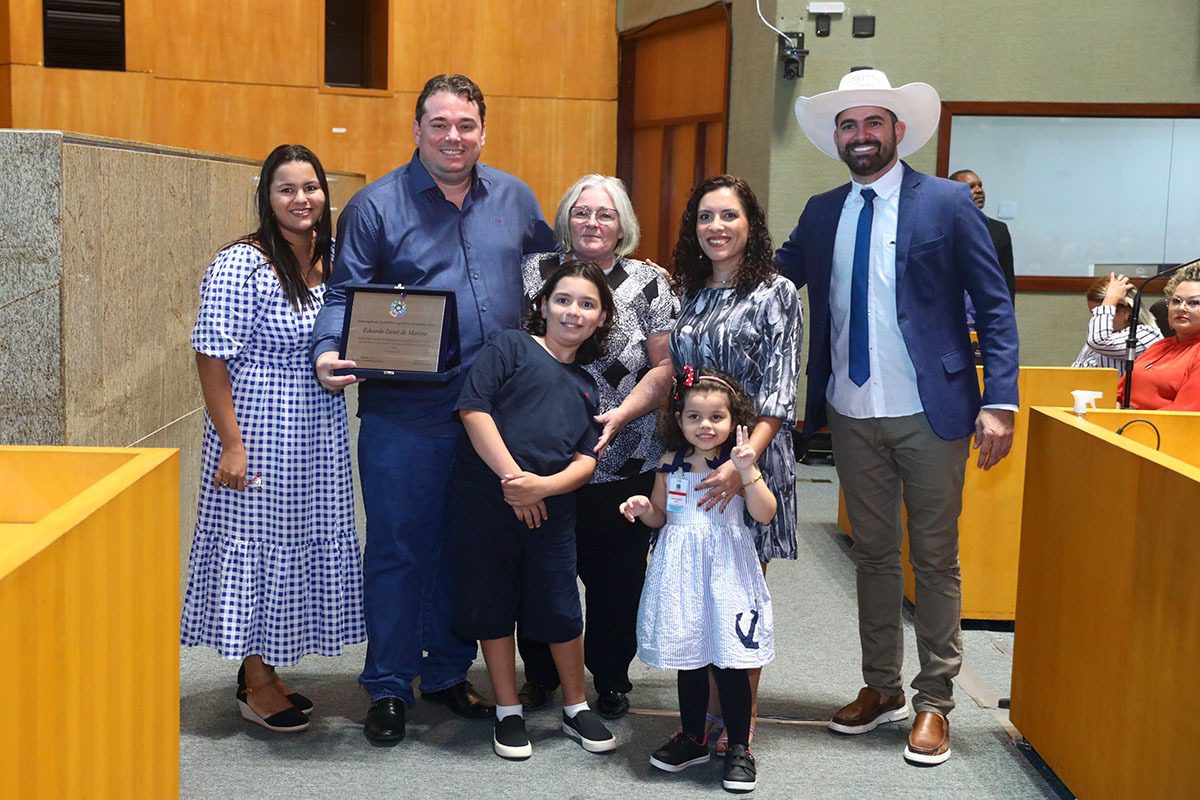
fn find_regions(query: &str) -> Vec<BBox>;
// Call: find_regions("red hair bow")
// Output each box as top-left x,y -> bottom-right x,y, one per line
672,364 -> 697,402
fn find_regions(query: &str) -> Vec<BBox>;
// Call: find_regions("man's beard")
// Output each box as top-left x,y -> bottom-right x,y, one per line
840,139 -> 896,178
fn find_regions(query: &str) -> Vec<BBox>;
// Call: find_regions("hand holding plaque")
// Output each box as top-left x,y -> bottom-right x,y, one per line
335,284 -> 460,382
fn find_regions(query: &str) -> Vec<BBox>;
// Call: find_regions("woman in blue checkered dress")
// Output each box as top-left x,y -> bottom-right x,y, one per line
181,145 -> 365,734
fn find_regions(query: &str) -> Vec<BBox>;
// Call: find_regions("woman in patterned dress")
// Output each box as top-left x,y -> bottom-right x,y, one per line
667,174 -> 802,748
515,175 -> 678,719
181,145 -> 365,734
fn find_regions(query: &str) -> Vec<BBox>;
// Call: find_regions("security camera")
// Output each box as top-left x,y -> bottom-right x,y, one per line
778,33 -> 807,80
782,50 -> 802,80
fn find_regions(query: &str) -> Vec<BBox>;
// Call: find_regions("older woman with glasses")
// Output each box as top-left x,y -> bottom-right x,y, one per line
1123,261 -> 1200,410
516,175 -> 679,719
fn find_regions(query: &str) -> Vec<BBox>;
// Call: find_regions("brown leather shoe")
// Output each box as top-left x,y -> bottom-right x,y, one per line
904,711 -> 951,765
828,686 -> 908,734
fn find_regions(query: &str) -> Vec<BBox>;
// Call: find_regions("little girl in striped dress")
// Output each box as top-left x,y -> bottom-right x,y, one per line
620,366 -> 776,794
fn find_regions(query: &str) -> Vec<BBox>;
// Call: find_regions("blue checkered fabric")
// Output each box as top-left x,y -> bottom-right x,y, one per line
181,243 -> 366,666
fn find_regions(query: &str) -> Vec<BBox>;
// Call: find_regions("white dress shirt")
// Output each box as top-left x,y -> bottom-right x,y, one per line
826,161 -> 924,419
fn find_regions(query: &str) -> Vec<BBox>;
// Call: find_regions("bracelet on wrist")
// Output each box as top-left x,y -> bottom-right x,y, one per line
743,472 -> 764,488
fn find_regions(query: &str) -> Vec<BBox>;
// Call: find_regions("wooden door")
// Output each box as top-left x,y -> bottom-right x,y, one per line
618,5 -> 730,264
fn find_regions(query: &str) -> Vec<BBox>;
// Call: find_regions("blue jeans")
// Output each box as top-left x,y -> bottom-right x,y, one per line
357,413 -> 477,705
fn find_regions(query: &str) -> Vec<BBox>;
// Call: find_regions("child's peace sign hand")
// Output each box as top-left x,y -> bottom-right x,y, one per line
730,424 -> 758,471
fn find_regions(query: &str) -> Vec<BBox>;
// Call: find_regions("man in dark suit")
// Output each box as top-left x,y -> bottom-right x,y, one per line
775,69 -> 1019,767
949,169 -> 1016,301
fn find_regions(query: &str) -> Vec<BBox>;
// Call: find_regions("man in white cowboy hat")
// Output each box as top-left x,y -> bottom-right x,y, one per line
775,68 -> 1018,766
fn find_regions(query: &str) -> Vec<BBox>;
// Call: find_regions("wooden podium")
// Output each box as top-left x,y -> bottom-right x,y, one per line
0,446 -> 179,800
1012,408 -> 1200,799
837,366 -> 1116,620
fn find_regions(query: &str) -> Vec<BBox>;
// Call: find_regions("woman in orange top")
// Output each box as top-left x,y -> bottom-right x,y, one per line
1123,262 -> 1200,410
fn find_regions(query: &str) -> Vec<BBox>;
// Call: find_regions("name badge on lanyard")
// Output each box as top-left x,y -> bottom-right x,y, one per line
665,474 -> 688,513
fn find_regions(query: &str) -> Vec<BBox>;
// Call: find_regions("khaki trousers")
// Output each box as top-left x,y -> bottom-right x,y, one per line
828,408 -> 969,716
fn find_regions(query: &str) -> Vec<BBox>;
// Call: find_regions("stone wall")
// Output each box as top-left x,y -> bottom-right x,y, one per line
0,130 -> 365,576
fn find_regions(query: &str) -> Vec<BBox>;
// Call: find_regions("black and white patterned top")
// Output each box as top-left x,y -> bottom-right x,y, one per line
670,276 -> 803,561
522,253 -> 679,483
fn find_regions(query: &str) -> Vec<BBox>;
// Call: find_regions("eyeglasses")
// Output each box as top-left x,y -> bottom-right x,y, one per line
569,205 -> 619,225
1166,297 -> 1200,311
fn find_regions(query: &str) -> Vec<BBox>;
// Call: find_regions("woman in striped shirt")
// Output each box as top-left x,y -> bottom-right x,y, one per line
1072,272 -> 1162,374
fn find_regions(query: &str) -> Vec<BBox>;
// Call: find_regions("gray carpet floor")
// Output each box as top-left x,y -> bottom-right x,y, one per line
179,463 -> 1066,799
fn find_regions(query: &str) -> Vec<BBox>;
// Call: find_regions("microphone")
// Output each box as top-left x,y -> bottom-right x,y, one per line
1121,258 -> 1199,408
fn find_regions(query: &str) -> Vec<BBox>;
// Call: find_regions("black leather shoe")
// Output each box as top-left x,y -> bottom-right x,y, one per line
422,680 -> 494,719
364,697 -> 406,744
596,690 -> 630,720
517,680 -> 556,711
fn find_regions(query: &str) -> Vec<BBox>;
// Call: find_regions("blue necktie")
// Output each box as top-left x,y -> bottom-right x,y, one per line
849,188 -> 876,387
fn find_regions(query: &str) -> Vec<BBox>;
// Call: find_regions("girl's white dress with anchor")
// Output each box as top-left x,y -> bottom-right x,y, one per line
636,463 -> 775,670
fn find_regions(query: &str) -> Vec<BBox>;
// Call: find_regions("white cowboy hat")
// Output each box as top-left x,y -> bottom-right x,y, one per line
794,68 -> 941,160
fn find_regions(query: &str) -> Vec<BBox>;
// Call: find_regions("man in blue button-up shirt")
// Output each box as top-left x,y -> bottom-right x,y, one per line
311,74 -> 555,744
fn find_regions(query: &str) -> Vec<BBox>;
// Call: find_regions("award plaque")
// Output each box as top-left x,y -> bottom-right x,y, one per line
335,284 -> 459,382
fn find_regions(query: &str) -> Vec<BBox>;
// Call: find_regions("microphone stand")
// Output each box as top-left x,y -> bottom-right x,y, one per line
1121,258 -> 1198,408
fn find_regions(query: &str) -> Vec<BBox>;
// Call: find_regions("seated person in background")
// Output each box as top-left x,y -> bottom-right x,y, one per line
1149,297 -> 1174,338
1072,272 -> 1162,374
1122,262 -> 1200,410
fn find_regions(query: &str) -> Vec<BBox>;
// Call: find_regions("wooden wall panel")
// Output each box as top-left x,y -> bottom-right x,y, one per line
8,64 -> 154,142
0,0 -> 10,64
316,90 -> 413,190
151,79 -> 318,163
5,0 -> 618,209
123,0 -> 156,74
484,95 -> 616,219
704,119 -> 724,178
664,123 -> 697,254
630,18 -> 725,124
151,0 -> 321,86
0,65 -> 10,127
630,126 -> 665,260
4,0 -> 41,65
391,1 -> 616,99
619,6 -> 728,266
315,92 -> 618,199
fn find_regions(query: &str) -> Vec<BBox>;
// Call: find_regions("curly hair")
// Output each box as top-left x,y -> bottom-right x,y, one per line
523,260 -> 616,364
668,175 -> 777,298
1163,261 -> 1200,298
658,366 -> 757,456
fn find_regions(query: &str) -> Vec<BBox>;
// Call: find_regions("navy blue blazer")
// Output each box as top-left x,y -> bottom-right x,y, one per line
775,163 -> 1019,441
